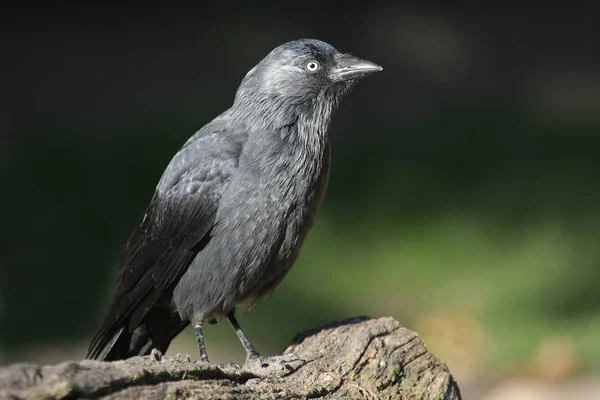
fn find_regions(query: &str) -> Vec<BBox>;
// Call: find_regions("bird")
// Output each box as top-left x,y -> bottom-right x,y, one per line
86,38 -> 382,369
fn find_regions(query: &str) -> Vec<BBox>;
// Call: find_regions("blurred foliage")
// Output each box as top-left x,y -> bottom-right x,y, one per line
2,96 -> 600,382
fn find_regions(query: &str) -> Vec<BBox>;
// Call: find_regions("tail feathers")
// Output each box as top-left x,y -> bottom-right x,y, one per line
87,306 -> 189,361
94,325 -> 151,361
88,324 -> 162,361
95,326 -> 125,361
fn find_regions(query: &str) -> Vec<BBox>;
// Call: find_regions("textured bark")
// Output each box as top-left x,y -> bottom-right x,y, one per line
0,316 -> 461,399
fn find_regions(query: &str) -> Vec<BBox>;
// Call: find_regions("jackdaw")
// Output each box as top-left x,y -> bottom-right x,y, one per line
87,38 -> 381,369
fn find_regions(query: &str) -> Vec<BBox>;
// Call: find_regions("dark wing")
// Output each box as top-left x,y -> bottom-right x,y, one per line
87,131 -> 241,360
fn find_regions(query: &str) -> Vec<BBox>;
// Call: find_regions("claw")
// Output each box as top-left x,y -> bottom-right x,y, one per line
174,353 -> 191,363
217,362 -> 241,369
149,348 -> 163,362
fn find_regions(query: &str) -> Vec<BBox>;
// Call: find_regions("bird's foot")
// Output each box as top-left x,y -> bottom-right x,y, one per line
173,353 -> 192,363
149,348 -> 163,361
242,353 -> 305,377
217,362 -> 242,369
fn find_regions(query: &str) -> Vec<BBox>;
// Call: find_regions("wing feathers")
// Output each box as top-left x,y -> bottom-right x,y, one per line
87,129 -> 242,360
87,184 -> 221,359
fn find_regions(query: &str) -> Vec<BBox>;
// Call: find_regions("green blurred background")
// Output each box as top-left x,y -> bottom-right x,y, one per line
2,4 -> 599,399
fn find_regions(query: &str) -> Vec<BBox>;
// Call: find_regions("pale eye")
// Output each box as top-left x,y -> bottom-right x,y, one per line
306,60 -> 320,72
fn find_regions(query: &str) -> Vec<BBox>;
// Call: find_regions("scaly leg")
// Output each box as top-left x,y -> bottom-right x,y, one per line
194,323 -> 210,363
227,310 -> 303,375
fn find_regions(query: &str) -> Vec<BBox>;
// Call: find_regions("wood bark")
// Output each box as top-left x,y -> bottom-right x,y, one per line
0,316 -> 461,399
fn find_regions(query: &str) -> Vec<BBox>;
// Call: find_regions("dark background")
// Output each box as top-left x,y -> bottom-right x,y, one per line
2,4 -> 599,398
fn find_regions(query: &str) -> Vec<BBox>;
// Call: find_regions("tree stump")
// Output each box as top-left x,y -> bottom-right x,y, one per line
0,316 -> 461,399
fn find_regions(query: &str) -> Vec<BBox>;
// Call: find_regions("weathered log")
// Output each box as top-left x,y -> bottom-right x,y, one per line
0,316 -> 461,399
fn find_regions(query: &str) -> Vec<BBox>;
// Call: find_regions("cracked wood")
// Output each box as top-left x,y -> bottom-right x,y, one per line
0,316 -> 462,399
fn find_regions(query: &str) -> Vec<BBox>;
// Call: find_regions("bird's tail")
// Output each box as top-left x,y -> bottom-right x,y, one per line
93,326 -> 129,361
87,305 -> 189,361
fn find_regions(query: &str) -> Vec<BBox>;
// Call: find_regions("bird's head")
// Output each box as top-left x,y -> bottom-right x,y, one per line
233,39 -> 382,124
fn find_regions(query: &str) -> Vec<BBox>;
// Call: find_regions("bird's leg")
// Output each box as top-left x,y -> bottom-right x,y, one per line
194,323 -> 210,363
227,310 -> 304,375
227,311 -> 260,359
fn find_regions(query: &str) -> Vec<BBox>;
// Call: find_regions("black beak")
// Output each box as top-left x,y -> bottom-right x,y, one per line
330,53 -> 383,82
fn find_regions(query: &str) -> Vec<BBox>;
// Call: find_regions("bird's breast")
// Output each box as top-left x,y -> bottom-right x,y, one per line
264,137 -> 331,257
234,138 -> 330,306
